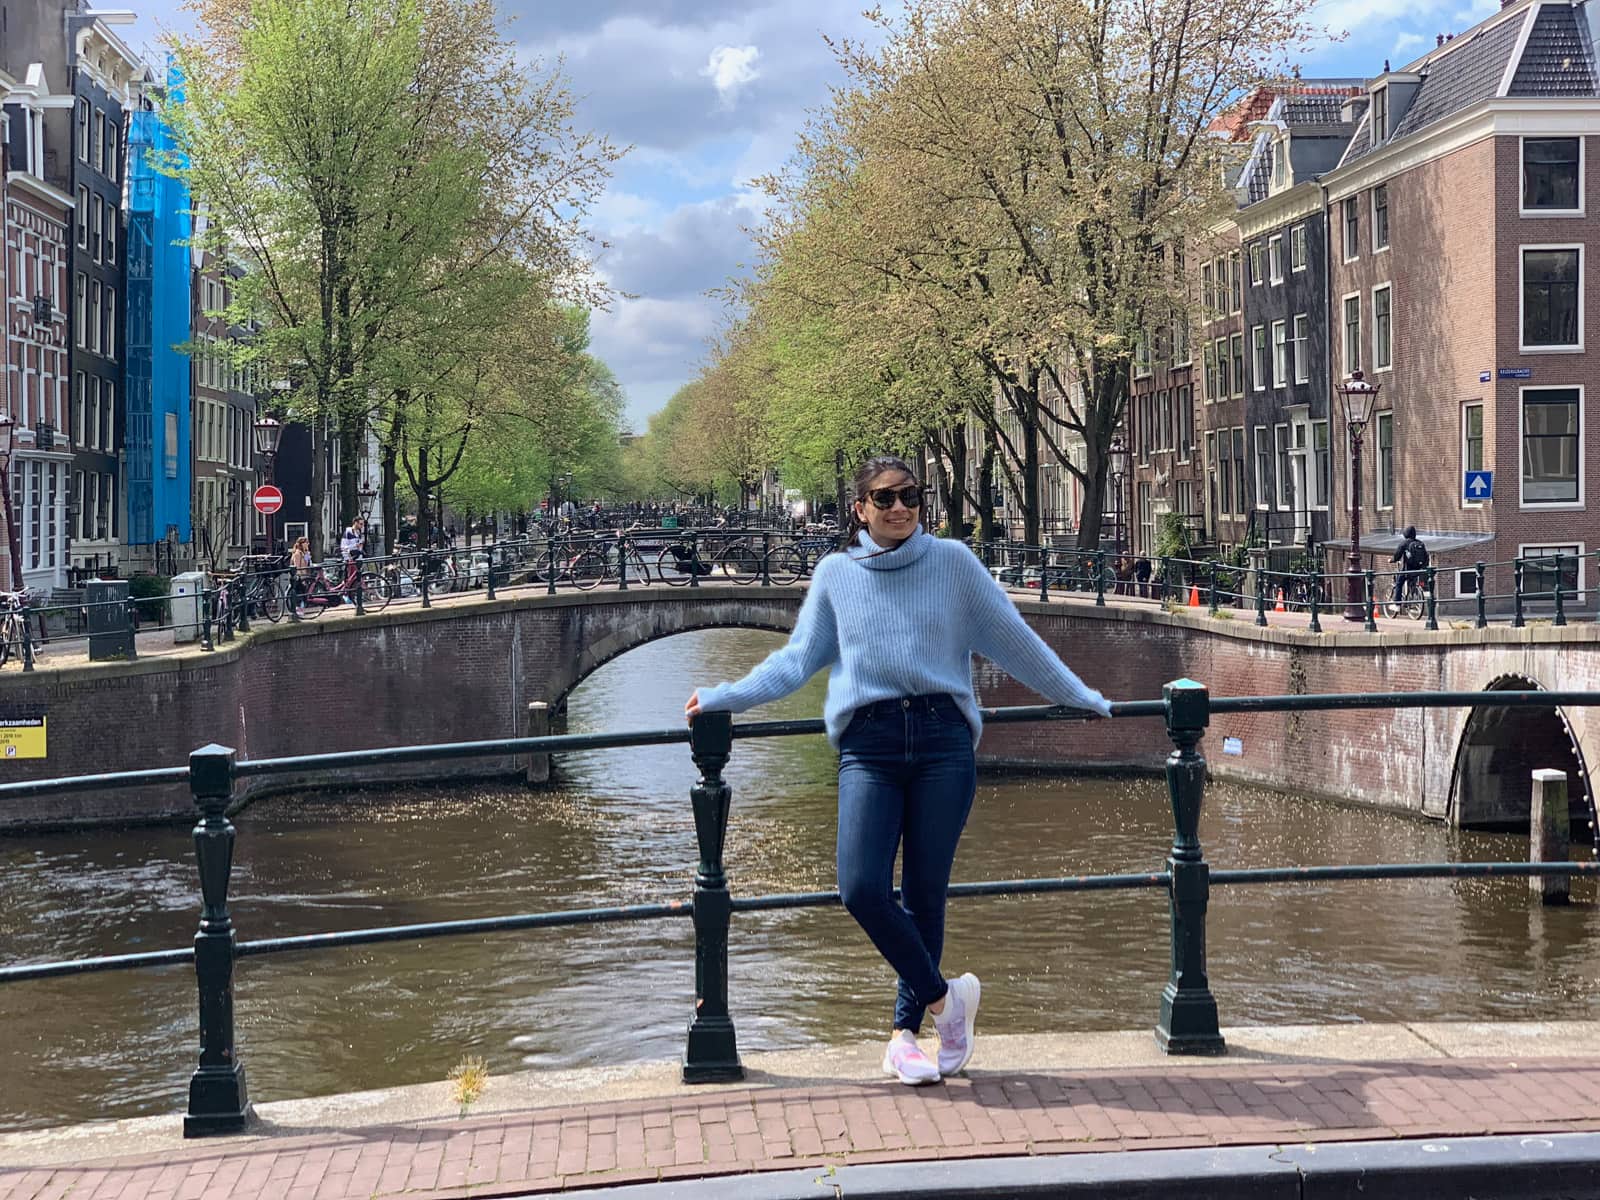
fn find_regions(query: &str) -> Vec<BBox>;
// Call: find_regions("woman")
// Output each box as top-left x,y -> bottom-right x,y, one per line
288,536 -> 313,611
686,455 -> 1113,1086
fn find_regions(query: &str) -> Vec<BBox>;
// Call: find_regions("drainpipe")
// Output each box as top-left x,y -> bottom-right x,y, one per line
1316,176 -> 1333,563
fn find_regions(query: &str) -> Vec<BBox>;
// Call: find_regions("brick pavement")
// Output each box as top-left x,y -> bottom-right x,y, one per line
4,1055 -> 1600,1199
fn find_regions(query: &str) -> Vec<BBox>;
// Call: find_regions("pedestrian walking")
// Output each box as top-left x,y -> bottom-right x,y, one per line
685,454 -> 1113,1087
339,517 -> 366,602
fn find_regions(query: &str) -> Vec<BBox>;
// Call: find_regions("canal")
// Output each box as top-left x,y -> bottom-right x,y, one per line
0,629 -> 1596,1131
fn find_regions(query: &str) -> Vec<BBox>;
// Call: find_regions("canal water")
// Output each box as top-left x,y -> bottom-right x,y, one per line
0,629 -> 1596,1131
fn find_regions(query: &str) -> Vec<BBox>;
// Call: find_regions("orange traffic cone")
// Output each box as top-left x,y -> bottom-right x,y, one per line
1188,584 -> 1201,607
1274,588 -> 1286,613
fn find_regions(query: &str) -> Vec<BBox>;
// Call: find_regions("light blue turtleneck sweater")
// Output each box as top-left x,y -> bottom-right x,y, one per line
696,527 -> 1112,745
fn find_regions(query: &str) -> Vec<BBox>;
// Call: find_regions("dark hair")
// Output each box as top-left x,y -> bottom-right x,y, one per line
844,454 -> 920,542
1403,525 -> 1416,539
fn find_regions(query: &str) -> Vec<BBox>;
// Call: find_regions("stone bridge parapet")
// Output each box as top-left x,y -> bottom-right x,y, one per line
0,586 -> 1594,831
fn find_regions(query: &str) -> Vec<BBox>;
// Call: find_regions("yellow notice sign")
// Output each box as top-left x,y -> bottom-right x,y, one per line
0,717 -> 46,760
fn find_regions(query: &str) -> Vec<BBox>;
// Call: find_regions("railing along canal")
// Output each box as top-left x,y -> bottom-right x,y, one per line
1,685 -> 1597,1137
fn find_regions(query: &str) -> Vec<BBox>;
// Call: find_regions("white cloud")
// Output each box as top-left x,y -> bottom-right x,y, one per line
1392,31 -> 1429,56
702,45 -> 762,104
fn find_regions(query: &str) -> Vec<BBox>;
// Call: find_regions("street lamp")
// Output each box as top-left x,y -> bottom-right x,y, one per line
0,415 -> 19,590
1337,370 -> 1382,621
252,415 -> 285,556
1108,436 -> 1130,556
358,484 -> 377,519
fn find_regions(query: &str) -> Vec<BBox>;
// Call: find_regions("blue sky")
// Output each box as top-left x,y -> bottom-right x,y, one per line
125,0 -> 1504,432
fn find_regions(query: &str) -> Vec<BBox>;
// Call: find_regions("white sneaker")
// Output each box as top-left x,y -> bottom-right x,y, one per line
881,1031 -> 941,1086
932,973 -> 981,1076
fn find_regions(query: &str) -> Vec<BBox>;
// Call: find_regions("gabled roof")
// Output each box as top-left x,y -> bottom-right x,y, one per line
1509,3 -> 1596,95
1389,14 -> 1525,140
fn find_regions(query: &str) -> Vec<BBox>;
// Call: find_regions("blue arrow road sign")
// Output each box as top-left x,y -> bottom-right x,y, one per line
1464,470 -> 1493,501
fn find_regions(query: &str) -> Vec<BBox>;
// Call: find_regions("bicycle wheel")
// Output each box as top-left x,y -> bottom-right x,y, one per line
766,545 -> 806,585
656,546 -> 694,586
718,541 -> 760,584
570,550 -> 607,590
0,616 -> 12,667
256,578 -> 283,623
621,547 -> 652,585
296,585 -> 327,620
357,571 -> 391,612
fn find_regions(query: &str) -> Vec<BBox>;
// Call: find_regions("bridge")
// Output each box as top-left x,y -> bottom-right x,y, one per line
0,583 -> 1595,832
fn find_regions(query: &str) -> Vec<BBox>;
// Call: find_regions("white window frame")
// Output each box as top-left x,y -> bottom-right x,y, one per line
1250,242 -> 1264,286
1268,234 -> 1284,284
1274,423 -> 1291,509
1461,401 -> 1486,510
1254,426 -> 1272,510
1229,250 -> 1242,314
1372,283 -> 1393,373
1519,135 -> 1584,218
1342,292 -> 1362,375
1371,183 -> 1390,252
1290,224 -> 1307,273
1229,332 -> 1244,398
1518,542 -> 1586,603
1310,419 -> 1330,510
1519,384 -> 1584,509
1519,243 -> 1584,353
1292,313 -> 1310,384
1455,567 -> 1480,599
1375,410 -> 1395,511
1251,325 -> 1267,391
1342,196 -> 1359,263
1271,319 -> 1288,388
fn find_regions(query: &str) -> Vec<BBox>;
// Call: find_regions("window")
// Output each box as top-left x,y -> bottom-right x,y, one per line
1229,250 -> 1242,312
1230,333 -> 1244,398
1312,420 -> 1330,509
1272,139 -> 1287,189
1268,235 -> 1284,284
1232,428 -> 1247,517
1342,197 -> 1359,261
1521,386 -> 1580,504
1292,313 -> 1310,384
1271,319 -> 1288,387
1203,342 -> 1217,400
91,194 -> 103,263
104,289 -> 116,361
93,109 -> 105,174
105,204 -> 116,266
102,381 -> 113,450
106,122 -> 119,184
1176,385 -> 1193,461
1201,263 -> 1214,320
75,98 -> 89,162
1523,137 -> 1581,213
1206,431 -> 1219,521
1250,242 -> 1264,285
1214,338 -> 1230,398
165,413 -> 179,479
89,281 -> 102,354
1462,402 -> 1484,506
1290,224 -> 1307,272
1275,425 -> 1291,509
1376,411 -> 1394,509
1521,246 -> 1582,350
1372,184 -> 1389,250
76,187 -> 89,247
1134,331 -> 1151,378
1373,285 -> 1392,370
1372,87 -> 1388,143
1343,294 -> 1361,374
1170,312 -> 1190,366
74,372 -> 86,449
1251,325 -> 1267,390
74,274 -> 86,349
1254,427 -> 1272,509
1520,544 -> 1583,601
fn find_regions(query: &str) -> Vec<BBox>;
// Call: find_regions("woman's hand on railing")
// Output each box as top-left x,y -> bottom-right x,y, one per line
684,689 -> 702,725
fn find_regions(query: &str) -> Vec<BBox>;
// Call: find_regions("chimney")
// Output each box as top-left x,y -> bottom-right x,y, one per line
1437,33 -> 1445,45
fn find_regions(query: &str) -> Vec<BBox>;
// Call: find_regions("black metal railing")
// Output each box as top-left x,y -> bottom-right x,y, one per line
0,685 -> 1596,1135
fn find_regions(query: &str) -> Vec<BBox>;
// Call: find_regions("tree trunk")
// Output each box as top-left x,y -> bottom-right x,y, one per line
834,447 -> 847,526
310,408 -> 328,557
380,443 -> 398,555
976,434 -> 996,545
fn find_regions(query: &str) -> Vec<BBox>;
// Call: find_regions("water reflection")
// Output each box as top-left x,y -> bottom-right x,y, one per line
0,628 -> 1594,1130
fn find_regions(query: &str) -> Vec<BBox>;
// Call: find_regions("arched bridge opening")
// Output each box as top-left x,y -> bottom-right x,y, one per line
1449,675 -> 1594,836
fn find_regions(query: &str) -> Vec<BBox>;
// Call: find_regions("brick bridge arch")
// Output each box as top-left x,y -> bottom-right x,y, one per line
1446,674 -> 1594,831
535,589 -> 802,714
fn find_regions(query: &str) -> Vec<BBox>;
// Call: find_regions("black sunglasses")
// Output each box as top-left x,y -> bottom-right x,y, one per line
864,485 -> 925,510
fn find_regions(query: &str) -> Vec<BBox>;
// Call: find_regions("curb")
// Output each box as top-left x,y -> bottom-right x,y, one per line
556,1132 -> 1600,1199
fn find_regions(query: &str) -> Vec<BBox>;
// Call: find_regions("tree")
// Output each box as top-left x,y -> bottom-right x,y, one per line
762,0 -> 1316,546
168,0 -> 619,553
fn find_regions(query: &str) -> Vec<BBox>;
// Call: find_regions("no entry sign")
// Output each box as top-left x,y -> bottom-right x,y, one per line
252,485 -> 284,515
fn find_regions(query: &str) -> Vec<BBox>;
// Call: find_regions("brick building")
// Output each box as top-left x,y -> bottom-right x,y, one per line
189,244 -> 256,567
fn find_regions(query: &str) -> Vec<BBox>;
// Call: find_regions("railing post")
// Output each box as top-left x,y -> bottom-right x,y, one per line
1039,546 -> 1050,603
617,536 -> 629,592
545,539 -> 557,597
200,588 -> 215,652
17,601 -> 35,672
1254,568 -> 1267,627
185,744 -> 251,1136
1207,561 -> 1218,615
1307,568 -> 1322,634
1476,562 -> 1488,629
420,556 -> 433,609
1158,556 -> 1170,605
1094,550 -> 1107,606
234,579 -> 250,634
1424,565 -> 1438,632
217,591 -> 233,643
1155,679 -> 1225,1056
486,550 -> 497,601
1363,569 -> 1377,633
1513,558 -> 1526,628
760,531 -> 771,587
688,531 -> 701,590
683,710 -> 742,1082
1553,553 -> 1567,627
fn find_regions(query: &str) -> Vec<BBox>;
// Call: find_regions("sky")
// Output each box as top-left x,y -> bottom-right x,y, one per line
122,0 -> 1504,434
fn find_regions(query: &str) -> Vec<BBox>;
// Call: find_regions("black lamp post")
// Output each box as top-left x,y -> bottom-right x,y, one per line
1337,370 -> 1381,621
358,484 -> 377,519
252,416 -> 284,556
0,415 -> 20,591
1108,436 -> 1130,556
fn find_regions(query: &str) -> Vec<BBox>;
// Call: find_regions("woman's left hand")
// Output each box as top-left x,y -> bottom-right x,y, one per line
684,690 -> 702,725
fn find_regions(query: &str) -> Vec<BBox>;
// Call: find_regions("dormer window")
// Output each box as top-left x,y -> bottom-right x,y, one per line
1272,139 -> 1287,190
1371,86 -> 1388,144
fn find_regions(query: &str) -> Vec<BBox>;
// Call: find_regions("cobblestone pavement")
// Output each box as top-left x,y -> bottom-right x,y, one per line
4,1056 -> 1600,1199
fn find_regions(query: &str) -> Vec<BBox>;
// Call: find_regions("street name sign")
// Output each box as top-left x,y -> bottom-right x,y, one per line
1464,470 -> 1493,501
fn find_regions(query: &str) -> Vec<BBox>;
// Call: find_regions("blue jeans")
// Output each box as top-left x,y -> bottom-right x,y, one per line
836,693 -> 977,1034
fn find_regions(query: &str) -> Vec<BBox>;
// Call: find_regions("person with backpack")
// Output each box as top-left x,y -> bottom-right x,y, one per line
1390,526 -> 1429,602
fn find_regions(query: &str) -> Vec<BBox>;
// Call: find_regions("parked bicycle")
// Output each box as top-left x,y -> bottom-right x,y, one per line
655,530 -> 713,586
0,591 -> 34,668
764,531 -> 842,584
290,557 -> 391,617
